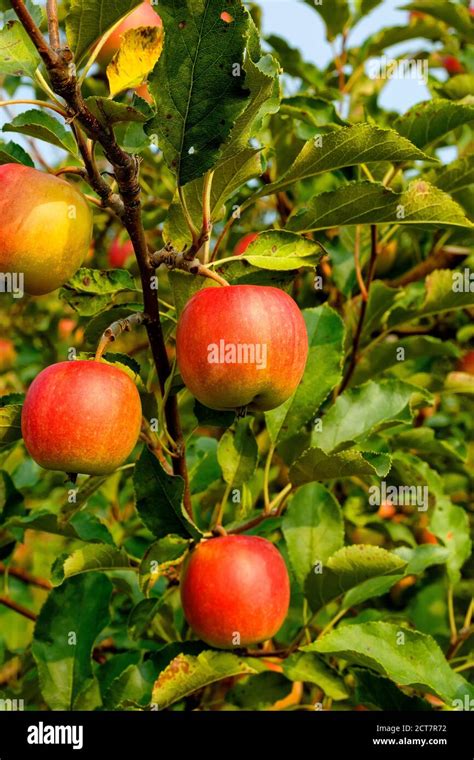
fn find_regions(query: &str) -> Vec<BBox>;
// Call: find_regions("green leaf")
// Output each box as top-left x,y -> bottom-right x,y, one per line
227,671 -> 291,709
354,669 -> 432,711
0,139 -> 34,166
305,622 -> 474,704
283,652 -> 348,700
428,154 -> 474,218
32,574 -> 112,710
104,661 -> 156,708
282,483 -> 344,588
303,0 -> 350,40
217,418 -> 258,486
133,447 -> 201,540
60,268 -> 140,316
286,181 -> 474,233
139,534 -> 190,594
3,109 -> 78,155
0,19 -> 41,77
388,269 -> 474,329
256,125 -> 431,198
151,651 -> 257,709
312,379 -> 419,453
147,0 -> 252,185
51,544 -> 131,586
290,448 -> 392,485
394,100 -> 474,149
5,508 -> 114,544
84,96 -> 151,126
362,22 -> 448,57
394,545 -> 450,576
266,305 -> 345,444
280,96 -> 347,130
0,403 -> 22,448
436,74 -> 474,101
304,545 -> 407,611
65,0 -> 142,64
401,1 -> 474,41
0,470 -> 24,523
233,230 -> 325,271
352,335 -> 460,386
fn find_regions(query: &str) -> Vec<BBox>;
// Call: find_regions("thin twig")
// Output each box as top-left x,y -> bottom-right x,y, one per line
338,225 -> 378,395
0,563 -> 51,590
0,596 -> 37,621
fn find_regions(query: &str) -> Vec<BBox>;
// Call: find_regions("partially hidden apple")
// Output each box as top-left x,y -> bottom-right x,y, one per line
180,535 -> 290,648
176,285 -> 308,411
22,360 -> 142,475
0,339 -> 16,372
0,164 -> 92,296
233,232 -> 259,256
458,350 -> 474,375
96,1 -> 162,65
108,236 -> 135,268
442,55 -> 464,75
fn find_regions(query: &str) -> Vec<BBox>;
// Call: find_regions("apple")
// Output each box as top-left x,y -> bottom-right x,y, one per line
108,236 -> 135,268
233,232 -> 259,256
442,55 -> 464,75
458,350 -> 474,375
180,535 -> 290,648
0,339 -> 16,372
96,1 -> 162,65
176,285 -> 308,411
22,360 -> 142,475
0,164 -> 92,296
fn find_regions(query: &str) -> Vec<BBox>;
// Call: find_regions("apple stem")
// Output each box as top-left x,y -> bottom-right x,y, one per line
94,312 -> 148,361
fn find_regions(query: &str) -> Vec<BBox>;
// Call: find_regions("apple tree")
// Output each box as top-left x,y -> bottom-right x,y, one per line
0,0 -> 473,713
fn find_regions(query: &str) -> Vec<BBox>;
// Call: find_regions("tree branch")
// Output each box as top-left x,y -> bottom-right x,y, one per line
46,0 -> 60,51
12,0 -> 193,519
0,562 -> 52,590
0,595 -> 37,621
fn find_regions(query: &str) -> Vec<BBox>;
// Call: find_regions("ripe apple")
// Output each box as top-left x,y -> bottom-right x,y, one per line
233,232 -> 259,256
180,535 -> 290,648
442,56 -> 464,75
22,360 -> 142,475
96,1 -> 162,65
108,236 -> 135,268
176,285 -> 308,411
458,350 -> 474,375
0,164 -> 92,296
0,339 -> 16,372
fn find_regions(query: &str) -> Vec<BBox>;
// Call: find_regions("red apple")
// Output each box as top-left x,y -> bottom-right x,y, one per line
108,236 -> 135,268
180,535 -> 290,648
233,232 -> 259,256
96,1 -> 162,65
176,285 -> 308,412
458,350 -> 474,375
22,360 -> 142,475
0,164 -> 92,296
442,56 -> 464,75
0,339 -> 16,372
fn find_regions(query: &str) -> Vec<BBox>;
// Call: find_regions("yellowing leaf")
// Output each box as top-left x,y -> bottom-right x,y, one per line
107,26 -> 163,97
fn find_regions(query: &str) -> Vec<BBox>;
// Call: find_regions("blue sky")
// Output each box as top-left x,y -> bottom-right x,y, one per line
258,0 -> 441,111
